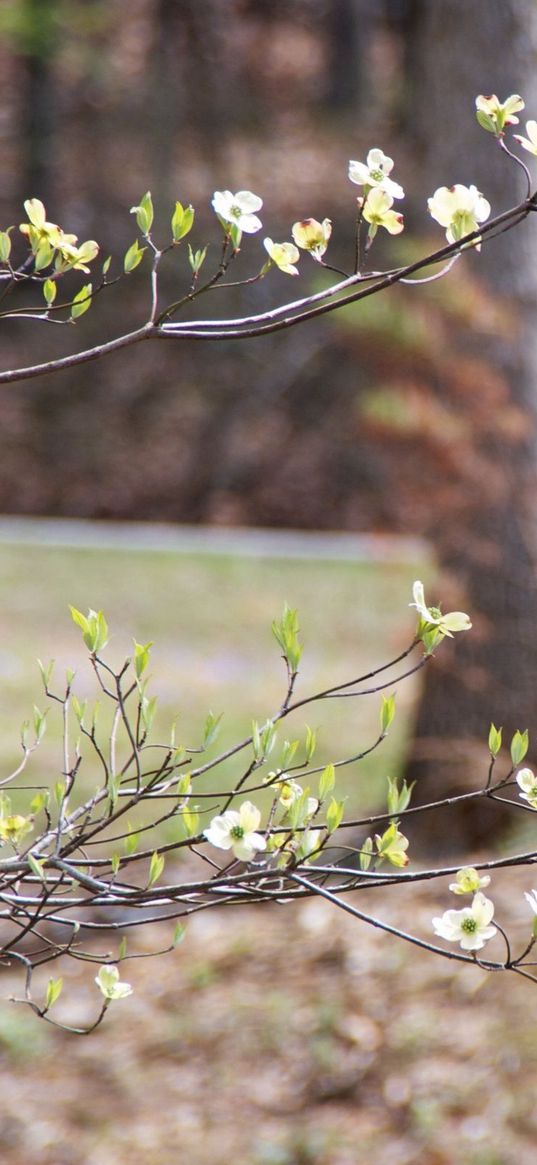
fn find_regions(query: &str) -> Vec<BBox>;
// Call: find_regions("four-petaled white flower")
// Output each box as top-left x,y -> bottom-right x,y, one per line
211,190 -> 263,234
410,580 -> 471,637
291,218 -> 332,261
427,184 -> 491,249
362,188 -> 404,239
476,93 -> 524,135
516,767 -> 537,810
449,867 -> 491,895
348,148 -> 404,199
263,238 -> 300,275
432,892 -> 497,951
95,965 -> 133,1001
513,120 -> 537,157
204,800 -> 267,861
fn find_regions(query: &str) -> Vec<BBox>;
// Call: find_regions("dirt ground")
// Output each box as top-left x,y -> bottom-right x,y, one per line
0,864 -> 536,1165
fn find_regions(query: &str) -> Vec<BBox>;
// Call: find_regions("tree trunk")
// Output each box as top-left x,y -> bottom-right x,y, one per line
401,0 -> 537,851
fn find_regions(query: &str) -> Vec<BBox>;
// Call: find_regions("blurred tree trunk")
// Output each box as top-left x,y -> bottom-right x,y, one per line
401,0 -> 537,849
324,0 -> 373,113
15,0 -> 60,206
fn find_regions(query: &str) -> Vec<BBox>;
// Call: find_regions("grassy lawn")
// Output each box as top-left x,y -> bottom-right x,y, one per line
0,539 -> 429,821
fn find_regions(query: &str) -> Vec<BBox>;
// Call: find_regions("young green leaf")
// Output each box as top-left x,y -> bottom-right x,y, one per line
511,729 -> 529,767
45,977 -> 63,1010
124,240 -> 145,273
30,790 -> 49,815
43,278 -> 57,306
304,725 -> 317,763
140,694 -> 157,733
130,190 -> 154,235
0,230 -> 12,262
70,282 -> 92,319
171,201 -> 195,241
124,824 -> 140,856
318,763 -> 335,802
326,797 -> 345,835
488,723 -> 502,757
133,639 -> 153,679
182,804 -> 199,838
359,836 -> 373,871
272,604 -> 303,672
280,739 -> 299,769
148,851 -> 165,887
386,775 -> 415,816
37,658 -> 55,689
380,694 -> 396,733
176,772 -> 192,798
173,922 -> 186,948
71,695 -> 87,725
33,706 -> 47,742
107,772 -> 121,809
203,711 -> 223,749
69,606 -> 108,653
187,244 -> 207,274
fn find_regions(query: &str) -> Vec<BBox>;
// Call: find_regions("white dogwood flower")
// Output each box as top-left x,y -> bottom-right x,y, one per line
95,965 -> 133,1000
516,768 -> 537,810
211,190 -> 263,234
432,892 -> 497,951
410,580 -> 471,637
514,119 -> 537,157
204,800 -> 267,861
476,93 -> 524,135
348,148 -> 404,199
427,184 -> 490,248
449,867 -> 491,895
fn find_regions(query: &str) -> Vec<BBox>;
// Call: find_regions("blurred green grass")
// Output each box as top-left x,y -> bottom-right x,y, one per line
0,540 -> 428,823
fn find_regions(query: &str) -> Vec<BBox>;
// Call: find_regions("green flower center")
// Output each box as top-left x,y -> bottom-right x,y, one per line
461,917 -> 477,934
230,825 -> 245,840
370,168 -> 385,182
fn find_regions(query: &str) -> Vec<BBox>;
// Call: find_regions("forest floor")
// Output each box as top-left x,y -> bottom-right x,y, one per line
0,863 -> 536,1165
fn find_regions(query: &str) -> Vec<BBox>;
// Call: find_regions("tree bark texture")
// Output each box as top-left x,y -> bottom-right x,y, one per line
401,0 -> 537,850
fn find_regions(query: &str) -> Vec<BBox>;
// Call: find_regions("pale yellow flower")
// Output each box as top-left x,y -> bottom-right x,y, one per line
263,238 -> 300,275
291,218 -> 332,261
362,188 -> 404,238
427,184 -> 490,248
476,93 -> 524,134
449,867 -> 491,895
